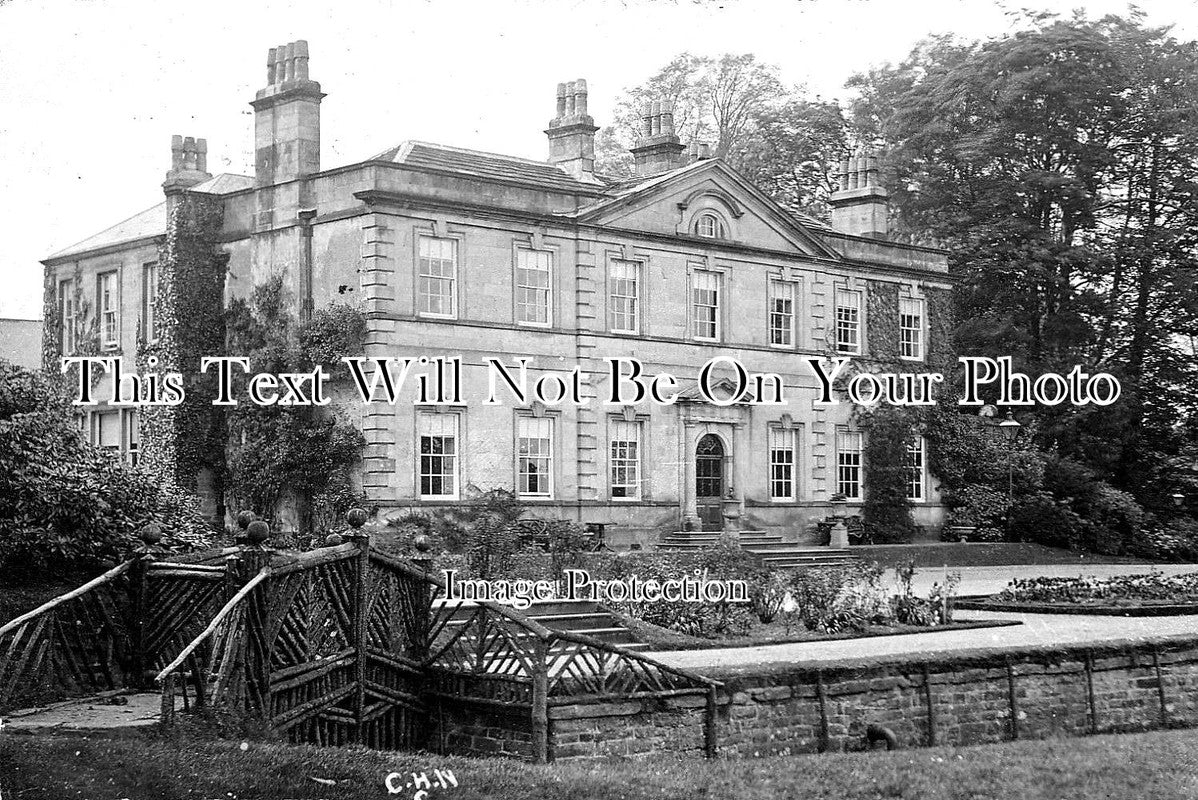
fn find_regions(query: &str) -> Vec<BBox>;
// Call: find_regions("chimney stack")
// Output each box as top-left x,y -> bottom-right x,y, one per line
163,135 -> 212,196
251,39 -> 324,188
685,141 -> 713,164
828,147 -> 889,238
630,101 -> 686,177
546,79 -> 599,183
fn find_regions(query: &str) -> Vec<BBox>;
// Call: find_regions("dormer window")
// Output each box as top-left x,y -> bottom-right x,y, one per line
694,212 -> 727,239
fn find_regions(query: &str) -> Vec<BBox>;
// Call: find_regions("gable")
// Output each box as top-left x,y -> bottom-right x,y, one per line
575,161 -> 840,260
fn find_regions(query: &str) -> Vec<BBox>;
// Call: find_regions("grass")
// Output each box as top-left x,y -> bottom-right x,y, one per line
1,728 -> 1197,799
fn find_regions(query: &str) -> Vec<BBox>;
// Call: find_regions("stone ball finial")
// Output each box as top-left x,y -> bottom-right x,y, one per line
345,508 -> 368,529
246,520 -> 271,545
140,522 -> 163,546
236,510 -> 255,530
414,534 -> 432,554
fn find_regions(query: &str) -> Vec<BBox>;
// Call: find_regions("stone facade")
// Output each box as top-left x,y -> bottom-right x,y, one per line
41,39 -> 954,544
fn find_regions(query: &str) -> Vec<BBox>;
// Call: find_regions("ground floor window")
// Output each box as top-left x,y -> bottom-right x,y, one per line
610,420 -> 641,499
90,408 -> 138,466
836,429 -> 862,500
769,426 -> 798,500
907,435 -> 926,501
418,412 -> 459,499
517,416 -> 553,497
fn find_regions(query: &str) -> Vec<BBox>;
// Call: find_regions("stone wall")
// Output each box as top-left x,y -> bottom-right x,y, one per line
434,635 -> 1198,762
549,694 -> 709,760
426,696 -> 535,759
712,636 -> 1198,757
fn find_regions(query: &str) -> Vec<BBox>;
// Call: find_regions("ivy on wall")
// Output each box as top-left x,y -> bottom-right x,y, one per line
925,286 -> 956,376
139,194 -> 228,496
865,280 -> 900,361
223,276 -> 367,534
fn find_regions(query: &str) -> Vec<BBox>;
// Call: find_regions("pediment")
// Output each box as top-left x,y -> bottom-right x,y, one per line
578,161 -> 840,260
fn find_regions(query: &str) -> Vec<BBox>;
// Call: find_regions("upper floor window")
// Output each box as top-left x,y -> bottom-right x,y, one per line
418,412 -> 459,499
834,288 -> 861,355
692,270 -> 721,341
143,262 -> 159,343
900,297 -> 925,361
418,236 -> 458,318
517,416 -> 553,497
768,426 -> 798,501
836,429 -> 863,501
693,212 -> 727,239
609,260 -> 640,334
97,271 -> 119,349
58,280 -> 76,353
769,280 -> 796,348
610,419 -> 642,500
907,436 -> 927,502
516,249 -> 552,326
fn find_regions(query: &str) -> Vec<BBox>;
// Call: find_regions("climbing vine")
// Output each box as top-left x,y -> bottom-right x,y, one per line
138,194 -> 227,496
223,276 -> 367,534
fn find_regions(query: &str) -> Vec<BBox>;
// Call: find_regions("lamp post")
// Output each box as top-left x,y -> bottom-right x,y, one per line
998,410 -> 1022,537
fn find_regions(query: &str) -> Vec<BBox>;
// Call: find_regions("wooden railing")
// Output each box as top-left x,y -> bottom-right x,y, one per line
0,560 -> 134,710
2,514 -> 721,761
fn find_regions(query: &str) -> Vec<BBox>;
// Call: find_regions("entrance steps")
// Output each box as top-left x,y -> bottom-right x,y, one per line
436,598 -> 649,652
657,530 -> 861,571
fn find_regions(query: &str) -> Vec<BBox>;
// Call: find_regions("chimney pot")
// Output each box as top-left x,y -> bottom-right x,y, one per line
545,77 -> 598,182
829,146 -> 889,238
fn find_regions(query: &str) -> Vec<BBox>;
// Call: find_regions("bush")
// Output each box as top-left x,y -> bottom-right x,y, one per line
944,484 -> 1010,540
1008,491 -> 1086,549
786,561 -> 897,633
1127,517 -> 1198,563
592,542 -> 759,638
0,392 -> 213,568
860,409 -> 917,543
1079,484 -> 1145,555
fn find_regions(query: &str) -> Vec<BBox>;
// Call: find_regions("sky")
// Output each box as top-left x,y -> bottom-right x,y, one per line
1,0 -> 1195,320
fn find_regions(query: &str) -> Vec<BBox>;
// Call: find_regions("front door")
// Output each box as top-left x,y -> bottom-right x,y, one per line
695,434 -> 725,531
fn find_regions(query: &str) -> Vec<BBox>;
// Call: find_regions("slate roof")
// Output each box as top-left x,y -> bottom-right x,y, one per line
47,174 -> 253,260
48,201 -> 167,260
373,141 -> 605,193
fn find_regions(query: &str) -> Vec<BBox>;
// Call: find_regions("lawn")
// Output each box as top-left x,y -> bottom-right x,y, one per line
1,728 -> 1197,799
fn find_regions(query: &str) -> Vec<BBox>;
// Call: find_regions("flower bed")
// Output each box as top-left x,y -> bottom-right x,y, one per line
955,571 -> 1198,616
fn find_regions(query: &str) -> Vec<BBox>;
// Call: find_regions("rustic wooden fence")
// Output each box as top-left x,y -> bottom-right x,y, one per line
1,513 -> 720,762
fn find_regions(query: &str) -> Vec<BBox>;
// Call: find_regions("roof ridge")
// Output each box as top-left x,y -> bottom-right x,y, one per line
400,140 -> 573,172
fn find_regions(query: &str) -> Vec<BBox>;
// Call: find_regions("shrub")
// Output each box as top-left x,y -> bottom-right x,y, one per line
0,397 -> 212,568
860,409 -> 917,544
592,542 -> 758,638
786,561 -> 896,633
1008,491 -> 1086,549
944,484 -> 1010,540
1127,517 -> 1198,563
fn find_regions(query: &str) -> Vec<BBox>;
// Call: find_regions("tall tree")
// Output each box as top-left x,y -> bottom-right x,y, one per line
598,54 -> 847,218
850,13 -> 1198,507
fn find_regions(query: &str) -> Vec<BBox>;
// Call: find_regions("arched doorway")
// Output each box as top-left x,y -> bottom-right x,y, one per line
695,434 -> 725,531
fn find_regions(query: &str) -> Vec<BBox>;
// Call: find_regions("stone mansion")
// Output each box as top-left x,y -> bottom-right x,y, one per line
41,40 -> 953,548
